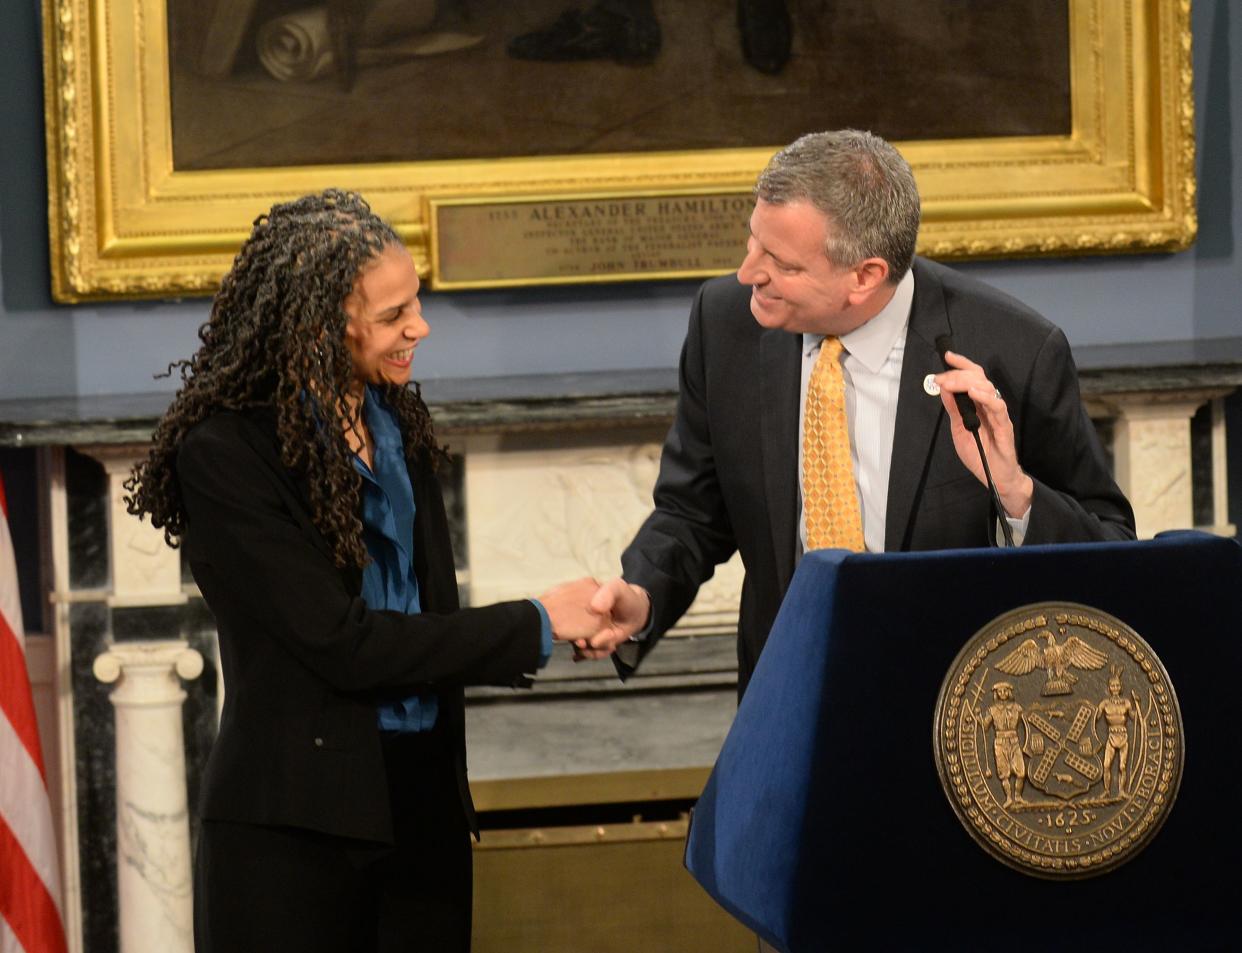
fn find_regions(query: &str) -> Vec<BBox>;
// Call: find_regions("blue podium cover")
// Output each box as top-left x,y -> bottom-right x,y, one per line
685,533 -> 1241,952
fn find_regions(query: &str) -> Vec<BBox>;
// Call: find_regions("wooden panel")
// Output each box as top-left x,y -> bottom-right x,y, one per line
473,822 -> 752,952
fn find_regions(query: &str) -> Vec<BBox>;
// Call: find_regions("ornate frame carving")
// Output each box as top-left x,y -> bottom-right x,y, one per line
43,0 -> 1195,302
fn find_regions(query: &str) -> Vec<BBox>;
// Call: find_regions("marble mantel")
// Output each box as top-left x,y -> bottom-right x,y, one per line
4,338 -> 1242,446
4,338 -> 1238,547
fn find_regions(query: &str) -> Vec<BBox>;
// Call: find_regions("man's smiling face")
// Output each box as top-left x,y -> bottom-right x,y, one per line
736,198 -> 880,337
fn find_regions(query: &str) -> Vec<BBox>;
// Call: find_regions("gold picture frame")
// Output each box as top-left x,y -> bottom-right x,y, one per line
43,0 -> 1195,302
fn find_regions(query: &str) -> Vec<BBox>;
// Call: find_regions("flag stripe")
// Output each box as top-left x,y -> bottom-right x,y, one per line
0,815 -> 68,953
0,505 -> 21,634
0,615 -> 44,777
0,712 -> 61,899
0,469 -> 68,953
1,913 -> 22,953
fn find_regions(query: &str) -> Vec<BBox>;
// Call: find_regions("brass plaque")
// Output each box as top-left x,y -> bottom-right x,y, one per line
933,603 -> 1183,879
429,193 -> 752,289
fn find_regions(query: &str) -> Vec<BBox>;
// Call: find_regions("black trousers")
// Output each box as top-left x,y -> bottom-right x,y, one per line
193,729 -> 473,953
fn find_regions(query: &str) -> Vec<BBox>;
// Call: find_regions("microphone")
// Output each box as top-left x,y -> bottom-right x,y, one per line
934,335 -> 980,432
933,334 -> 1014,547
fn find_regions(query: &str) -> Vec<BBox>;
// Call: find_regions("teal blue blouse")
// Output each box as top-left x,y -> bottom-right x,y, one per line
352,386 -> 550,733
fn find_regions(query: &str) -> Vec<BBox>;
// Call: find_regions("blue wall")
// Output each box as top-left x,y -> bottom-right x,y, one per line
1,1 -> 1238,401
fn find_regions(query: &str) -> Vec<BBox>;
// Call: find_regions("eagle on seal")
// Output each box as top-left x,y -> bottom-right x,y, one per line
995,626 -> 1108,695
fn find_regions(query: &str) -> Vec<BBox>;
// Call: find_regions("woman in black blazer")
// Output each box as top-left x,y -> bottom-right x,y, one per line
126,190 -> 602,952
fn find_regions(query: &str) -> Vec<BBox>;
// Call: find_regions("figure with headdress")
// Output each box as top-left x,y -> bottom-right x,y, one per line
1095,666 -> 1137,797
980,681 -> 1027,808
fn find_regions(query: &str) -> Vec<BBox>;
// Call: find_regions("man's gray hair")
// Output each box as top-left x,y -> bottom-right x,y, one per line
755,130 -> 921,283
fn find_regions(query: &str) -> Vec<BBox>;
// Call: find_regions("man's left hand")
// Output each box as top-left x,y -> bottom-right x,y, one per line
935,350 -> 1033,519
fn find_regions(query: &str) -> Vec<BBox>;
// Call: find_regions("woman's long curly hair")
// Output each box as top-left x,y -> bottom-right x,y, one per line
125,189 -> 440,569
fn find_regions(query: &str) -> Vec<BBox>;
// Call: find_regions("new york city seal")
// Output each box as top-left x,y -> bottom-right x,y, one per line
933,603 -> 1183,878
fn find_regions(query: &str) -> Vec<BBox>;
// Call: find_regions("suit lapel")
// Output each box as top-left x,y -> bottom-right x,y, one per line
885,259 -> 952,552
760,327 -> 801,588
408,453 -> 459,613
409,456 -> 434,604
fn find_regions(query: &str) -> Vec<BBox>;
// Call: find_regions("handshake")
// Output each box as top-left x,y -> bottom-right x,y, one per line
536,577 -> 652,661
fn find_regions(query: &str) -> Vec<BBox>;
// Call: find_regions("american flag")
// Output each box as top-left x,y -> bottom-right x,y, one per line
0,471 -> 67,953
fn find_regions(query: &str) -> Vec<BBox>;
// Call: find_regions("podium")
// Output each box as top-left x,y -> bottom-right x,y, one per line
685,533 -> 1241,951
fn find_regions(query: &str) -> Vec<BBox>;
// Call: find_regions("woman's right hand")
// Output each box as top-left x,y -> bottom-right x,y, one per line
538,577 -> 607,641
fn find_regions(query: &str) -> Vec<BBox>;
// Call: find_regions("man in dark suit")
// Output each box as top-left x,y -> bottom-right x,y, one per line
583,130 -> 1135,696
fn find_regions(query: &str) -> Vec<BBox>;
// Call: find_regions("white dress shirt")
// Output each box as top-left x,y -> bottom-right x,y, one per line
798,270 -> 914,554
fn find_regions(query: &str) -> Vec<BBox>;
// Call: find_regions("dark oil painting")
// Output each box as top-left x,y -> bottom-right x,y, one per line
168,0 -> 1070,171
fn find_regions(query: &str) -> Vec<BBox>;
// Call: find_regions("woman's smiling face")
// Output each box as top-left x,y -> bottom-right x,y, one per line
343,243 -> 429,395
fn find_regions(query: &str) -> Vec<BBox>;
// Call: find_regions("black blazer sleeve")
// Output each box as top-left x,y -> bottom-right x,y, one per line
177,412 -> 542,694
620,283 -> 740,650
1013,326 -> 1136,544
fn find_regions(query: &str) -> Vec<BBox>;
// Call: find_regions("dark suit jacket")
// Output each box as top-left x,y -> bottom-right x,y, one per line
621,258 -> 1136,696
177,405 -> 542,844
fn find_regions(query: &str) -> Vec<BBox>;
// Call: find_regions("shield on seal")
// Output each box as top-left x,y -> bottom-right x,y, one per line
1020,700 -> 1103,800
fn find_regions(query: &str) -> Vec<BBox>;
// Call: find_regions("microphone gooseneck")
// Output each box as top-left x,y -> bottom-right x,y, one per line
934,335 -> 980,432
933,335 -> 1015,547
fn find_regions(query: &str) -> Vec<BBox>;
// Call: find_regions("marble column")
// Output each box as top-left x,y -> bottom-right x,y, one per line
1098,389 -> 1231,538
1208,396 -> 1237,536
89,446 -> 187,608
93,641 -> 203,953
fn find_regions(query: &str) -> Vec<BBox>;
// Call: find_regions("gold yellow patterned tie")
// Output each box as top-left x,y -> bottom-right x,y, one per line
803,336 -> 865,551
